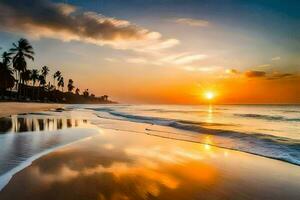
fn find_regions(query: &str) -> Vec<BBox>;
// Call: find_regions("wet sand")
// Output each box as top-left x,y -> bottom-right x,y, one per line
0,102 -> 63,117
0,118 -> 300,200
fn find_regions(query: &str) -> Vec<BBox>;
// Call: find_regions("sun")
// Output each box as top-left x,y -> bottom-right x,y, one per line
204,91 -> 215,100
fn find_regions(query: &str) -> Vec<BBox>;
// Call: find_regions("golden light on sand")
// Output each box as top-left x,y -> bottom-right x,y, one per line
204,91 -> 215,100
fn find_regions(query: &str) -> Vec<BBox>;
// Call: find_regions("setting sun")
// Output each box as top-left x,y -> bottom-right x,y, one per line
204,91 -> 215,100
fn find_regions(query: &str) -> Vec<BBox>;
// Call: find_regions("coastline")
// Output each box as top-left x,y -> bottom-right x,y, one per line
0,115 -> 300,199
0,102 -> 63,118
0,105 -> 299,199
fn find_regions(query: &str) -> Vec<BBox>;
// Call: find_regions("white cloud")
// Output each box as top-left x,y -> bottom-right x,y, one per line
175,18 -> 210,27
271,56 -> 281,61
161,53 -> 207,65
255,64 -> 271,68
183,66 -> 221,72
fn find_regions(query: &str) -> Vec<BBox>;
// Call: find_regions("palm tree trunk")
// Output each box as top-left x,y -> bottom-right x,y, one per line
17,71 -> 20,99
32,83 -> 35,100
38,85 -> 40,101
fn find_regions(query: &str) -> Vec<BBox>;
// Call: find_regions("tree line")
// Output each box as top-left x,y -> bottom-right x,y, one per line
0,38 -> 112,104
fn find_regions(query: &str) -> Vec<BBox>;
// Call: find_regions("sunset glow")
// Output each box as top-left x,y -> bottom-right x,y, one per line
204,91 -> 215,100
0,0 -> 299,104
0,1 -> 300,200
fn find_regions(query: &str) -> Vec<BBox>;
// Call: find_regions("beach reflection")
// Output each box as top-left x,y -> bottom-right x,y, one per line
1,123 -> 300,200
0,130 -> 220,200
205,105 -> 214,123
0,115 -> 89,133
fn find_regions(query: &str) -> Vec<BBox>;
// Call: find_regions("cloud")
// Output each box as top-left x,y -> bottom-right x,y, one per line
0,0 -> 178,52
267,72 -> 294,80
255,64 -> 271,68
245,70 -> 297,80
245,70 -> 266,78
271,56 -> 281,61
183,66 -> 221,72
105,58 -> 118,62
225,69 -> 239,74
125,57 -> 147,64
161,52 -> 207,65
175,18 -> 210,27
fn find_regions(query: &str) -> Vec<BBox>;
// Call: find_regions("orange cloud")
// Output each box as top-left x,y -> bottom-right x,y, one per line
245,70 -> 266,78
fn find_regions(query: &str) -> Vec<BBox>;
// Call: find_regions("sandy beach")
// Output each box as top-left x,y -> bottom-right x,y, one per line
0,109 -> 300,200
0,102 -> 63,118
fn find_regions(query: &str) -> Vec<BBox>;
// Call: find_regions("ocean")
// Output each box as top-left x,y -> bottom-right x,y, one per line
0,104 -> 299,190
87,104 -> 300,165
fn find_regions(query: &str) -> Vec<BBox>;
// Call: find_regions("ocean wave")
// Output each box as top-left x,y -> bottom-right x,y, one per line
139,108 -> 221,114
277,110 -> 300,113
91,108 -> 227,127
92,107 -> 300,166
235,113 -> 300,122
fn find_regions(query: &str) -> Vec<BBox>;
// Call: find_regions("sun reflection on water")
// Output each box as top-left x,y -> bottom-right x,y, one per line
206,105 -> 214,123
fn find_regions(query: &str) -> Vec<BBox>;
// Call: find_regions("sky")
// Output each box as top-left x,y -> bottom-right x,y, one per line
0,0 -> 299,104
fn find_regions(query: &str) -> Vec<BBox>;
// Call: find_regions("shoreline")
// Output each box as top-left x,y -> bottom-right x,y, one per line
0,132 -> 96,191
1,123 -> 300,199
0,102 -> 64,118
0,106 -> 299,199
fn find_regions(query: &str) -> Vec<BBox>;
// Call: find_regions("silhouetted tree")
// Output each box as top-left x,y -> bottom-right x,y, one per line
31,69 -> 39,99
58,76 -> 64,92
20,69 -> 31,98
41,66 -> 49,82
38,75 -> 46,87
53,70 -> 61,89
10,38 -> 34,97
67,79 -> 74,93
0,52 -> 15,97
83,89 -> 89,97
31,69 -> 39,86
37,75 -> 46,100
21,70 -> 31,84
2,51 -> 13,67
103,95 -> 108,101
75,88 -> 80,95
1,38 -> 113,103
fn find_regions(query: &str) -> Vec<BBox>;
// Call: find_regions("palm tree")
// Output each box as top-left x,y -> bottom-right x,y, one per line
0,64 -> 15,98
31,69 -> 39,86
83,89 -> 89,97
21,70 -> 31,85
0,52 -> 15,98
37,75 -> 46,101
20,69 -> 32,98
2,51 -> 13,67
10,38 -> 34,97
1,51 -> 14,93
41,66 -> 49,82
58,76 -> 64,92
75,88 -> 80,95
67,79 -> 74,93
31,69 -> 39,99
38,75 -> 46,87
53,70 -> 61,89
103,95 -> 108,101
